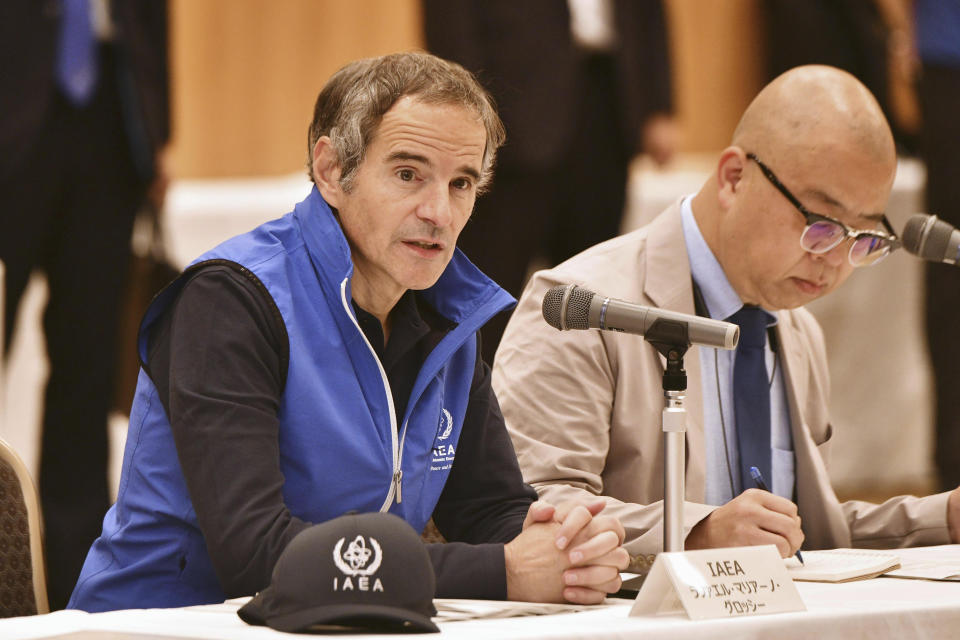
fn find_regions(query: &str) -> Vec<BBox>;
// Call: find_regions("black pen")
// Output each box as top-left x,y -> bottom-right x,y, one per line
750,465 -> 804,565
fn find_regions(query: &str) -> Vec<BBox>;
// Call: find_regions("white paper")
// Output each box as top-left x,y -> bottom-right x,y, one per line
885,544 -> 960,581
433,598 -> 616,621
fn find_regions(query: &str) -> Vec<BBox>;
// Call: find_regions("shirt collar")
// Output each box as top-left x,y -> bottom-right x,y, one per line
680,197 -> 776,325
295,186 -> 515,328
352,290 -> 453,370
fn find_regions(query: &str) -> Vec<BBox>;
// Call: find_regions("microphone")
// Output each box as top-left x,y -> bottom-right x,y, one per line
902,214 -> 960,265
542,284 -> 739,349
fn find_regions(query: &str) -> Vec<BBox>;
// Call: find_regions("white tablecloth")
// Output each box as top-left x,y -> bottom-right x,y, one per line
2,574 -> 958,640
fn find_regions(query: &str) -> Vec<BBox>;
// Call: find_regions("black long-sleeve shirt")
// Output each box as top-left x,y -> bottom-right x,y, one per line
143,264 -> 536,600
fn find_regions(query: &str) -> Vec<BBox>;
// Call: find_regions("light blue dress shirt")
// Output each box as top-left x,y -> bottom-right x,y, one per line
679,197 -> 795,504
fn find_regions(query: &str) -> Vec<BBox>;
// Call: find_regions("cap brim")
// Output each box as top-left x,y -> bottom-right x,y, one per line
237,589 -> 273,626
239,593 -> 438,634
269,602 -> 439,633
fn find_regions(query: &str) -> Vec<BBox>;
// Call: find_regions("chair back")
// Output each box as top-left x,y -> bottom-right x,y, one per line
0,436 -> 48,616
0,258 -> 4,417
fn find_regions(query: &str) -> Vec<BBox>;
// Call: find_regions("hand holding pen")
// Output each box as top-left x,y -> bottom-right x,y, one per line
685,469 -> 805,555
750,466 -> 804,565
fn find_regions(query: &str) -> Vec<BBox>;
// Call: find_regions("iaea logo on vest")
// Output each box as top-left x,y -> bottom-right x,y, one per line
430,408 -> 457,471
332,535 -> 385,592
437,408 -> 454,440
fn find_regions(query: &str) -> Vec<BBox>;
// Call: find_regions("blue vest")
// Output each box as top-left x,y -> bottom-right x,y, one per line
69,188 -> 514,612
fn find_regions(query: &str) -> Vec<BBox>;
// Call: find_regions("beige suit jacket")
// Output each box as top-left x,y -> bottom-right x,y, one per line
493,202 -> 950,570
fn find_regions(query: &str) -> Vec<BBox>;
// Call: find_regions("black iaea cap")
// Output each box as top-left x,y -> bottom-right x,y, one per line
238,512 -> 439,633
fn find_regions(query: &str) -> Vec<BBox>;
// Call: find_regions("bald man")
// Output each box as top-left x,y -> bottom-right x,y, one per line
493,65 -> 960,571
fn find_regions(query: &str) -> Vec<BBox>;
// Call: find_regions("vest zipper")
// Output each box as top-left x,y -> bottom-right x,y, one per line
395,417 -> 411,503
339,279 -> 404,510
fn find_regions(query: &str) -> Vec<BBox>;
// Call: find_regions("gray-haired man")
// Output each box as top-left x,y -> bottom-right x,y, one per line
69,52 -> 627,612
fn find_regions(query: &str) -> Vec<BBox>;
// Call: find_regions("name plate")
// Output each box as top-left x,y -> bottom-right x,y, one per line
629,545 -> 805,620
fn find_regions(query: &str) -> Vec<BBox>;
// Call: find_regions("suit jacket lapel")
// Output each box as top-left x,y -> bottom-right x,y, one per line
777,312 -> 851,548
642,201 -> 707,502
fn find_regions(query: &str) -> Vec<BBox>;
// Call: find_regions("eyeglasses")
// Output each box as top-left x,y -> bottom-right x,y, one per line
746,153 -> 901,266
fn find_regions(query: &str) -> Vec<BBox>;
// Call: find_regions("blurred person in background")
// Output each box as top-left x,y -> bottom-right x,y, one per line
913,0 -> 960,492
0,0 -> 169,609
424,0 -> 677,364
763,0 -> 918,153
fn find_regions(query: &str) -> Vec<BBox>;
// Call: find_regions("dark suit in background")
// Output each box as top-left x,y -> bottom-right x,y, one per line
0,0 -> 169,609
915,0 -> 960,492
423,0 -> 673,363
763,0 -> 912,150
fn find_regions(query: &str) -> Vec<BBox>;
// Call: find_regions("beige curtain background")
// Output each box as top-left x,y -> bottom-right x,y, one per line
168,0 -> 768,178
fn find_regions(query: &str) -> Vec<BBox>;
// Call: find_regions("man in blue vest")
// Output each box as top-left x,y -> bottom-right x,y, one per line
67,52 -> 628,612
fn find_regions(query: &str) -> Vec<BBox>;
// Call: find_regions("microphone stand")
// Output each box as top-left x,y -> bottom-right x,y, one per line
646,320 -> 690,553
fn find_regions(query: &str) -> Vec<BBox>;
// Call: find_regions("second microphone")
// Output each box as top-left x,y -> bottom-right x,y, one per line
542,283 -> 739,350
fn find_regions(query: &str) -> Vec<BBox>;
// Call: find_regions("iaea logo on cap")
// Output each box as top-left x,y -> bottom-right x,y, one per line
332,535 -> 384,592
237,513 -> 439,633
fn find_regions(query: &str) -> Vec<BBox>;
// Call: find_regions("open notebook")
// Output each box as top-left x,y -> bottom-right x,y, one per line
785,548 -> 900,582
618,548 -> 901,594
